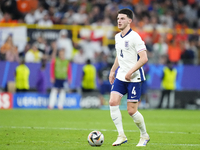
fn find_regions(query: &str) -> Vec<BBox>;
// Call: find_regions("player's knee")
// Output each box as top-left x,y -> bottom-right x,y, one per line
59,88 -> 65,93
127,107 -> 137,116
51,88 -> 58,93
109,99 -> 117,106
127,109 -> 134,116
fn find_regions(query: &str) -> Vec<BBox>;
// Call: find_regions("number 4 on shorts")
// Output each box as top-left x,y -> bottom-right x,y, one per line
132,86 -> 136,95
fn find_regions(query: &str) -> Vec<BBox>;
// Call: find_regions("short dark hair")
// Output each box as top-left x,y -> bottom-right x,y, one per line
118,8 -> 134,20
86,59 -> 91,64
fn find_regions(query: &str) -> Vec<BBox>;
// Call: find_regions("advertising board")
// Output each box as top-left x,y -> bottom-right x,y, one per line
13,93 -> 81,109
0,93 -> 12,109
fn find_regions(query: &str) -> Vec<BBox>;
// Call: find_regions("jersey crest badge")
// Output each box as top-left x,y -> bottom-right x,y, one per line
125,41 -> 129,50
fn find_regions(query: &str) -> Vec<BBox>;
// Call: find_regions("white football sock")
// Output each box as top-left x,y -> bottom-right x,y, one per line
49,88 -> 58,109
131,111 -> 148,137
110,105 -> 125,136
58,89 -> 66,109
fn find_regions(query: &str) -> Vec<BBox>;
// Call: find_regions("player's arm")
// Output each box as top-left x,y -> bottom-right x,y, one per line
109,56 -> 119,84
125,50 -> 148,81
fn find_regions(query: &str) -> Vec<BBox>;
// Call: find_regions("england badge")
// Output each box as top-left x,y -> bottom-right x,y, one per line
125,41 -> 129,50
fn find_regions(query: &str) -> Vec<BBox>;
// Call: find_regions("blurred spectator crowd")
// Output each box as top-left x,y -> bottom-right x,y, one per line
0,0 -> 200,66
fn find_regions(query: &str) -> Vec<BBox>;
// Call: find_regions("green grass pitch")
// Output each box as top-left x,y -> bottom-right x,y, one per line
0,109 -> 200,150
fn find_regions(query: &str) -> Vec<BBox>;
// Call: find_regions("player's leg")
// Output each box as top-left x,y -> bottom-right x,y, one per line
58,88 -> 66,110
166,90 -> 171,108
110,92 -> 127,146
158,89 -> 165,108
127,82 -> 150,146
109,79 -> 127,146
127,102 -> 150,146
48,87 -> 58,109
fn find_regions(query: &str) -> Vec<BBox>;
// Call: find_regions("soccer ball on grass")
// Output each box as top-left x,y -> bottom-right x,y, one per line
87,130 -> 104,146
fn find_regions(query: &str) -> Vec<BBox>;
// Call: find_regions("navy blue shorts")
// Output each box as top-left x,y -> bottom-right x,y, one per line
111,78 -> 142,102
54,79 -> 66,88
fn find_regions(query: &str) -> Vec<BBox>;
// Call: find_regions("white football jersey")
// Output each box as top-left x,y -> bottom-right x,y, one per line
115,29 -> 146,82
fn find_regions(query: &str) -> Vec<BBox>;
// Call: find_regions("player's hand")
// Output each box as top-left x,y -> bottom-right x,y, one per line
125,72 -> 132,81
109,71 -> 115,85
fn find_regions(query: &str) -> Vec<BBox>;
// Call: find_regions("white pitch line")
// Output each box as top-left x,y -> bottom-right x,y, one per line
0,126 -> 200,136
0,126 -> 200,147
29,141 -> 200,147
11,140 -> 200,147
148,143 -> 200,147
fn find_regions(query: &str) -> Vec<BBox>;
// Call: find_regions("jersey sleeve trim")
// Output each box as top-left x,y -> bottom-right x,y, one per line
137,48 -> 146,53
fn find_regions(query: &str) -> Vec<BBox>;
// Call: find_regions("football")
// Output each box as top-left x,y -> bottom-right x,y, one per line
87,130 -> 104,146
